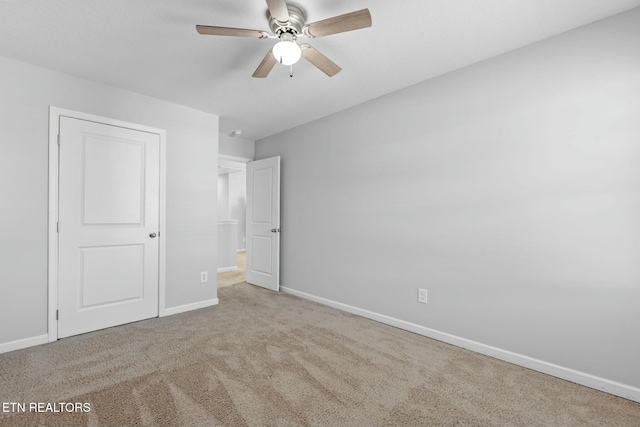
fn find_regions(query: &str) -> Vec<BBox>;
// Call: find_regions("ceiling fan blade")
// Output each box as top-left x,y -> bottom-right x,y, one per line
266,0 -> 290,25
252,49 -> 278,78
303,9 -> 372,38
196,25 -> 269,39
300,44 -> 342,77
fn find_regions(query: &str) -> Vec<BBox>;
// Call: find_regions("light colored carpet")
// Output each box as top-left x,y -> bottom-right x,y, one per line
1,282 -> 639,426
218,251 -> 245,288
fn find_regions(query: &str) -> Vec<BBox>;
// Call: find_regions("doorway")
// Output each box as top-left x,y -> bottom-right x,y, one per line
216,156 -> 281,291
48,108 -> 166,341
217,157 -> 248,288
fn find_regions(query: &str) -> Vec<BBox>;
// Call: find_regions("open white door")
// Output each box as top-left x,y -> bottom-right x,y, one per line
246,156 -> 280,291
57,116 -> 160,338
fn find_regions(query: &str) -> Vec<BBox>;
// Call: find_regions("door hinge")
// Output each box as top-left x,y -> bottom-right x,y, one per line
56,310 -> 59,320
56,222 -> 59,233
57,134 -> 60,145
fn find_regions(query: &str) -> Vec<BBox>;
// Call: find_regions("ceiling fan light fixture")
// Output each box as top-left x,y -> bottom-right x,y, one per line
272,33 -> 301,65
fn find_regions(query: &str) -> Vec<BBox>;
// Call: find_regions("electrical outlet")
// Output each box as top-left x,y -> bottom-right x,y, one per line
200,271 -> 208,283
418,288 -> 428,304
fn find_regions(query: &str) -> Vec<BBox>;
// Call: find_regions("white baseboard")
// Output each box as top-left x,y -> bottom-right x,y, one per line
162,298 -> 219,317
281,286 -> 640,403
2,299 -> 221,353
217,266 -> 238,273
0,334 -> 49,354
236,249 -> 246,253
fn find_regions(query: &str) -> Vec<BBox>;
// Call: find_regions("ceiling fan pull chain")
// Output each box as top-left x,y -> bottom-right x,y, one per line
290,64 -> 294,78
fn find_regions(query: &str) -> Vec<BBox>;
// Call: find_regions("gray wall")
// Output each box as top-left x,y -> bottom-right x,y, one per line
219,133 -> 255,160
257,9 -> 640,389
0,56 -> 219,345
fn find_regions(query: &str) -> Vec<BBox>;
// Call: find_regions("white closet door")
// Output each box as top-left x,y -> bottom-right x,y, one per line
57,116 -> 160,338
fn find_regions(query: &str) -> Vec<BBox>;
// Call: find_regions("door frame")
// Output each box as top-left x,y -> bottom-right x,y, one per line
47,107 -> 167,342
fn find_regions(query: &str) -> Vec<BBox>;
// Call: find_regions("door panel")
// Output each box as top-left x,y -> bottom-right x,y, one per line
246,157 -> 280,291
251,236 -> 273,274
58,117 -> 160,338
79,245 -> 145,308
82,137 -> 145,225
252,167 -> 273,222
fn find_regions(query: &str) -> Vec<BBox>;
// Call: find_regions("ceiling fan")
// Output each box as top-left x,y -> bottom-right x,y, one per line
196,0 -> 372,78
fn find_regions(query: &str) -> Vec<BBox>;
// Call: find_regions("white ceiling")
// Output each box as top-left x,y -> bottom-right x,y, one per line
1,0 -> 638,141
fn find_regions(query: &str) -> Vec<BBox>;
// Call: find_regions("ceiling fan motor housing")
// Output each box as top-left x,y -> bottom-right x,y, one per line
269,2 -> 306,37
